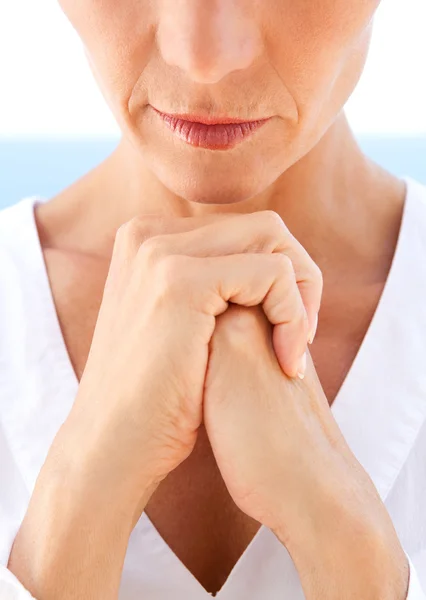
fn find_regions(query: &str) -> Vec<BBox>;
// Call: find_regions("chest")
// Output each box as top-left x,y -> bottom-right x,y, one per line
43,248 -> 385,596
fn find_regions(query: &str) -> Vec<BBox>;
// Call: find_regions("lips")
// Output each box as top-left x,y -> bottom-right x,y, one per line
151,106 -> 271,150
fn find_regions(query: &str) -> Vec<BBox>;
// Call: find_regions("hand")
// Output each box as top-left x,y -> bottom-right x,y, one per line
203,304 -> 409,599
63,210 -> 320,500
7,210 -> 321,600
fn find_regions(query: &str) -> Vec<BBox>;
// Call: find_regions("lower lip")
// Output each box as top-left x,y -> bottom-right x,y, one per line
152,108 -> 270,150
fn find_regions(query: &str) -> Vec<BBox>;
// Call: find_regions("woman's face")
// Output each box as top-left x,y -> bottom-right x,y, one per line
59,0 -> 381,204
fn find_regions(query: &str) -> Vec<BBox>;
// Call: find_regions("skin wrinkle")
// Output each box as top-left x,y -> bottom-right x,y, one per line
49,0 -> 405,292
14,4 -> 409,597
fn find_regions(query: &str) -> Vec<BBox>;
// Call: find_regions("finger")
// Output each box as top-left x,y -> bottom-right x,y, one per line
181,252 -> 310,379
108,213 -> 234,287
115,212 -> 235,259
139,211 -> 321,344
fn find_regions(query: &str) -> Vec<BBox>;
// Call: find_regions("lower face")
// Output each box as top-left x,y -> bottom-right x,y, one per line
58,0 -> 381,205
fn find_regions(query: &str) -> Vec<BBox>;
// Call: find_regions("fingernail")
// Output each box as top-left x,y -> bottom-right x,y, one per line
297,352 -> 307,379
308,314 -> 318,345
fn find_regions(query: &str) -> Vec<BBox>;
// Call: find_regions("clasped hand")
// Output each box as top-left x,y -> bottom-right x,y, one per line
76,209 -> 408,599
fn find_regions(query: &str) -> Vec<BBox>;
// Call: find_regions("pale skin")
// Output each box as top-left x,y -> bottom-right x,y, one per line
7,0 -> 411,598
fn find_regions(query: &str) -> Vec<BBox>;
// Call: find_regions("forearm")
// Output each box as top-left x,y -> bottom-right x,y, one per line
274,492 -> 409,600
7,426 -> 157,600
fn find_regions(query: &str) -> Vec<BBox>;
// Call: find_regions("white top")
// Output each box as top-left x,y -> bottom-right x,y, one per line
0,177 -> 426,600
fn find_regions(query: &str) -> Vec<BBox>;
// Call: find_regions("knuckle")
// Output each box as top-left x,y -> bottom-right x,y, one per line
154,254 -> 191,296
114,217 -> 149,255
261,210 -> 289,236
112,219 -> 144,262
138,214 -> 172,240
115,218 -> 140,244
262,209 -> 284,228
255,210 -> 291,253
312,262 -> 324,288
116,215 -> 169,245
273,252 -> 294,274
139,235 -> 168,263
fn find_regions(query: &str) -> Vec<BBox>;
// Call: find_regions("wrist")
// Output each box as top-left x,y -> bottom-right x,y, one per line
49,410 -> 161,518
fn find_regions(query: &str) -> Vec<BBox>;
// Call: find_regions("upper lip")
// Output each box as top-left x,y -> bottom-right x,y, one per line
151,106 -> 270,126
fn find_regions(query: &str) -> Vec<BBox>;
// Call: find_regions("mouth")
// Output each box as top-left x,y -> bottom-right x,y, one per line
150,106 -> 272,150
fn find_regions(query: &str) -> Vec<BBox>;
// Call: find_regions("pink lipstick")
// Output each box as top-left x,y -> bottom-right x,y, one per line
151,106 -> 271,150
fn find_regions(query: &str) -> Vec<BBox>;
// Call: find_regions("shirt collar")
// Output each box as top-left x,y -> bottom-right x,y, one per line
331,176 -> 426,502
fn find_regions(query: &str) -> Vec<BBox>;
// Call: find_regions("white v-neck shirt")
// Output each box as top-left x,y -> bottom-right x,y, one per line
0,177 -> 426,599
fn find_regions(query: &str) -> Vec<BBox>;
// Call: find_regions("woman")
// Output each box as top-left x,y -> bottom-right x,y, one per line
0,1 -> 425,598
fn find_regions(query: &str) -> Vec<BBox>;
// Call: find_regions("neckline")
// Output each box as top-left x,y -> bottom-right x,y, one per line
21,175 -> 416,598
27,177 -> 412,411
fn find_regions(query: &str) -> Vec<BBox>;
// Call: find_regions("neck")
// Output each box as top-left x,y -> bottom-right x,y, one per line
38,110 -> 406,284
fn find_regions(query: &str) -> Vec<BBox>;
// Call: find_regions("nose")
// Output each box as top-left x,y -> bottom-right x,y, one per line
156,0 -> 262,84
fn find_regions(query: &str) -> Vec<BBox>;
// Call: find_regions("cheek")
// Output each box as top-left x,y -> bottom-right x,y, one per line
265,0 -> 379,123
57,0 -> 380,149
58,0 -> 153,109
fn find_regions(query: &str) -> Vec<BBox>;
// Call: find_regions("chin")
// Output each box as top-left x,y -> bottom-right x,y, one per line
129,112 -> 293,206
159,164 -> 273,205
141,144 -> 287,207
177,178 -> 262,205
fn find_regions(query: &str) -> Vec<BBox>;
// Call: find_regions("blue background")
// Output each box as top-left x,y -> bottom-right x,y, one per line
0,136 -> 425,209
